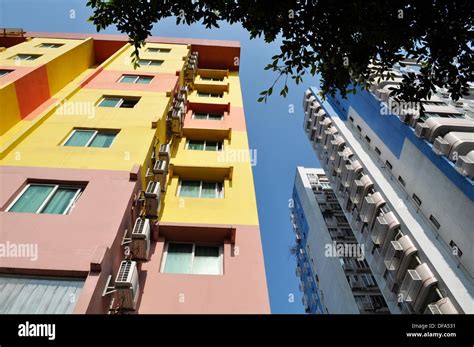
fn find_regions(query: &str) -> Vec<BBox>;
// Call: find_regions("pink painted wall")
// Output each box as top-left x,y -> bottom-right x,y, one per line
138,224 -> 270,314
0,165 -> 141,313
82,69 -> 179,93
184,104 -> 247,132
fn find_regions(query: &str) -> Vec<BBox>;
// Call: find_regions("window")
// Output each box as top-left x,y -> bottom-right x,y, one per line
374,147 -> 381,155
186,140 -> 223,151
429,215 -> 441,229
197,92 -> 224,98
362,274 -> 376,287
178,180 -> 224,198
118,75 -> 153,84
349,116 -> 354,123
385,160 -> 393,170
356,125 -> 362,132
200,76 -> 224,82
0,69 -> 13,77
146,48 -> 171,53
162,243 -> 223,275
0,276 -> 84,314
7,183 -> 83,215
98,96 -> 139,108
192,112 -> 224,120
138,59 -> 163,66
398,175 -> 406,186
37,43 -> 63,48
364,135 -> 371,143
412,193 -> 422,206
63,129 -> 117,148
11,54 -> 41,61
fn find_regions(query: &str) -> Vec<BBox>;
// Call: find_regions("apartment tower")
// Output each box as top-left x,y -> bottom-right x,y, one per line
0,29 -> 269,313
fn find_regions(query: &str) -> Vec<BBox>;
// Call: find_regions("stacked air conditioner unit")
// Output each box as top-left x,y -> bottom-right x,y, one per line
185,51 -> 199,84
454,150 -> 474,179
115,260 -> 140,310
144,181 -> 160,218
424,297 -> 458,314
153,159 -> 168,192
359,192 -> 385,228
159,143 -> 171,160
399,263 -> 438,313
371,211 -> 400,248
384,235 -> 417,292
349,175 -> 372,206
131,218 -> 151,260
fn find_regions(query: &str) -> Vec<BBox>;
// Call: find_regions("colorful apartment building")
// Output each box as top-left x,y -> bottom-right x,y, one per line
0,30 -> 269,314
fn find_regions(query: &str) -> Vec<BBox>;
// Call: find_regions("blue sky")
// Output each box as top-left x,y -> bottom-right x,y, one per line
0,0 -> 320,313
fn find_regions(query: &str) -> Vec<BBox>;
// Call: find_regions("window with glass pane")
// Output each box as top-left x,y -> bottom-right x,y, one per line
205,141 -> 222,151
98,97 -> 139,108
89,133 -> 116,148
163,243 -> 193,274
201,182 -> 217,198
119,75 -> 153,84
98,97 -> 121,107
146,48 -> 171,53
7,184 -> 82,215
64,130 -> 95,147
138,59 -> 163,66
64,130 -> 116,148
179,180 -> 201,197
12,54 -> 41,61
0,69 -> 12,77
38,43 -> 63,48
187,140 -> 205,150
193,245 -> 220,275
193,112 -> 208,120
208,113 -> 223,120
163,243 -> 221,275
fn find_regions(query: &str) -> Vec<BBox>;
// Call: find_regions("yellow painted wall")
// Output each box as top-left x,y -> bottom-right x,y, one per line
189,71 -> 243,107
161,131 -> 259,225
0,88 -> 169,188
105,43 -> 189,74
0,38 -> 90,69
0,84 -> 21,136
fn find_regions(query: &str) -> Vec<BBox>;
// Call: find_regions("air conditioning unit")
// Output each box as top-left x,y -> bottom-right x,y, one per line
432,136 -> 451,156
455,151 -> 474,178
159,143 -> 171,160
131,218 -> 151,260
153,160 -> 167,175
115,260 -> 140,310
424,297 -> 458,314
349,179 -> 364,204
144,181 -> 160,218
415,122 -> 430,139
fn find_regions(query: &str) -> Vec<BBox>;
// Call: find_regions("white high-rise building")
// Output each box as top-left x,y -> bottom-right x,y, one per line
299,66 -> 474,314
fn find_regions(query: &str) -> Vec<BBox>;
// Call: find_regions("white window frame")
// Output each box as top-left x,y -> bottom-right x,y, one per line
98,97 -> 139,108
138,59 -> 163,66
191,112 -> 224,121
200,76 -> 225,82
118,74 -> 153,84
177,180 -> 224,198
146,48 -> 171,53
6,183 -> 82,215
11,54 -> 41,61
196,92 -> 224,98
160,242 -> 224,275
185,139 -> 223,151
37,43 -> 63,48
62,129 -> 117,148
